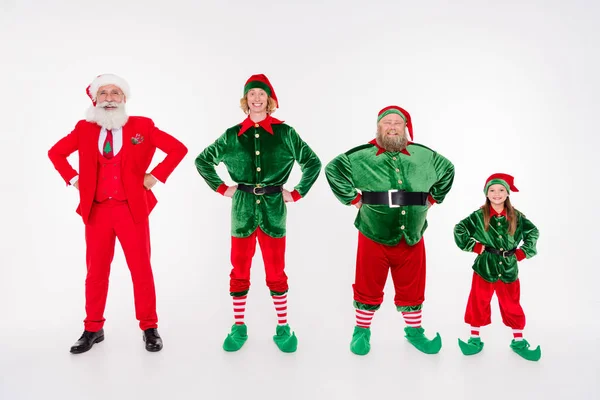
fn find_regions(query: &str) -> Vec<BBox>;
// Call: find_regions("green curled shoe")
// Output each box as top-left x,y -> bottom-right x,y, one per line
223,324 -> 248,352
510,339 -> 541,361
350,326 -> 371,356
273,324 -> 298,353
404,327 -> 442,354
458,337 -> 484,355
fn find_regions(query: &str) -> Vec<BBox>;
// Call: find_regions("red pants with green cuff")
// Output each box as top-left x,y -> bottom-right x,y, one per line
230,227 -> 288,295
353,232 -> 426,309
84,200 -> 158,332
464,272 -> 526,329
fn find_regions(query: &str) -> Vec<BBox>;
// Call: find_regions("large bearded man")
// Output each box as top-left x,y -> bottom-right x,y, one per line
48,74 -> 188,354
325,105 -> 455,356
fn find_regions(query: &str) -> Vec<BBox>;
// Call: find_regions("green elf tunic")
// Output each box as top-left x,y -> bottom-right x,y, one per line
195,115 -> 321,238
454,208 -> 539,283
325,140 -> 455,245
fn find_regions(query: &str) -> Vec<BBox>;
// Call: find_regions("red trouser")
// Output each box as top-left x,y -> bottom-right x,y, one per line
353,232 -> 426,307
464,272 -> 526,329
84,200 -> 158,331
230,227 -> 288,294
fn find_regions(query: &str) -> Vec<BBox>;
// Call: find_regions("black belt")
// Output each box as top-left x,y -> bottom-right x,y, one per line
361,190 -> 428,207
484,247 -> 517,257
237,184 -> 282,195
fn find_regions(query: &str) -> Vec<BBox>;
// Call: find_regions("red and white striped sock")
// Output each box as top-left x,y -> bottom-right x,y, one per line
512,329 -> 524,341
233,295 -> 247,325
272,294 -> 288,325
470,326 -> 480,338
402,310 -> 422,328
355,309 -> 375,328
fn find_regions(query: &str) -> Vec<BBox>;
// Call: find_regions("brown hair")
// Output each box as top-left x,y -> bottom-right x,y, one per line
482,196 -> 518,235
239,97 -> 278,115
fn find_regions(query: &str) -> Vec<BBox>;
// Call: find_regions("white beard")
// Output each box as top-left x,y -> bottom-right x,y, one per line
85,101 -> 129,130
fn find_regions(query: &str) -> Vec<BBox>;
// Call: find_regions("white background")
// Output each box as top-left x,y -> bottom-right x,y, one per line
1,0 -> 599,399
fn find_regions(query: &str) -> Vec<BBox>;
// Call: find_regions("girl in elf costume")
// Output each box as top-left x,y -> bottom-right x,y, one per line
454,173 -> 541,361
195,74 -> 321,353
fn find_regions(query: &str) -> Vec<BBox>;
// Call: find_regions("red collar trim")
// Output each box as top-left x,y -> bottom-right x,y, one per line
238,114 -> 284,136
369,138 -> 411,156
490,206 -> 508,219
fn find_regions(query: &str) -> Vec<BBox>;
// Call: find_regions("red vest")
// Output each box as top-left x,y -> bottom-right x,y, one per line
94,152 -> 127,202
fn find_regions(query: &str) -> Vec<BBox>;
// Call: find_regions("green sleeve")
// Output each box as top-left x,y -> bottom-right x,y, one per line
285,128 -> 321,197
454,213 -> 479,252
519,214 -> 539,258
194,132 -> 228,191
430,152 -> 455,204
325,153 -> 358,205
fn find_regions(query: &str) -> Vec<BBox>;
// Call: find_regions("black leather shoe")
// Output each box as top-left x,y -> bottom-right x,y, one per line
143,328 -> 163,352
70,329 -> 105,354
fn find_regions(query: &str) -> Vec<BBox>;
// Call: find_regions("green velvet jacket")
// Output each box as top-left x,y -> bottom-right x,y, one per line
195,115 -> 321,238
325,140 -> 455,246
454,208 -> 539,283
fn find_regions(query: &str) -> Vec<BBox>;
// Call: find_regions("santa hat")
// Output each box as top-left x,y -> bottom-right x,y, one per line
243,74 -> 278,107
86,74 -> 130,106
484,173 -> 519,194
377,105 -> 413,139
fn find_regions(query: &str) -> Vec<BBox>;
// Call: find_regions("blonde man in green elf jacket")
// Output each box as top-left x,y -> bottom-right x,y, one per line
325,105 -> 454,356
195,74 -> 321,353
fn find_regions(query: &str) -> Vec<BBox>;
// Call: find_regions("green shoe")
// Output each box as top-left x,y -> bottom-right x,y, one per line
510,339 -> 541,361
273,324 -> 298,353
223,324 -> 248,352
458,337 -> 484,355
350,326 -> 371,355
404,326 -> 442,354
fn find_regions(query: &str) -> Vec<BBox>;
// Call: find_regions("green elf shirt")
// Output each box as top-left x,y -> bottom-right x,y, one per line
195,115 -> 321,238
454,207 -> 539,283
325,139 -> 455,246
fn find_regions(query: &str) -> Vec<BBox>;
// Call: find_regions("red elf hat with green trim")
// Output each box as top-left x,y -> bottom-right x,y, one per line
484,173 -> 519,194
243,74 -> 278,108
377,105 -> 413,139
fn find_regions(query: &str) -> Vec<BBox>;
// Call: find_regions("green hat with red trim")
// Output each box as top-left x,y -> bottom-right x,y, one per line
243,74 -> 278,108
377,105 -> 413,139
484,173 -> 519,194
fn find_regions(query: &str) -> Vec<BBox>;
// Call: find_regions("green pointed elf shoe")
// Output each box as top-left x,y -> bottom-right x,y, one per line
458,337 -> 484,355
273,324 -> 298,353
510,339 -> 541,361
404,327 -> 442,354
223,324 -> 248,352
350,326 -> 371,356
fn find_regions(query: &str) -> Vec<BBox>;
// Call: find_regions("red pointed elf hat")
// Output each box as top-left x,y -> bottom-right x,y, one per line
243,74 -> 278,108
377,105 -> 413,140
484,173 -> 519,194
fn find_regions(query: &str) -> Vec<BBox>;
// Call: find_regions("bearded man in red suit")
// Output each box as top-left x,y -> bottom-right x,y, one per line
48,74 -> 188,354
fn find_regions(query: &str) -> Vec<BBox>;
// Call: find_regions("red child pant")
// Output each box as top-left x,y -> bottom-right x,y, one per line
464,272 -> 526,329
353,231 -> 426,307
230,227 -> 288,294
84,200 -> 158,332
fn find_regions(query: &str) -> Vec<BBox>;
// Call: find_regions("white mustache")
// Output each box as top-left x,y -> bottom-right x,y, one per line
98,101 -> 121,108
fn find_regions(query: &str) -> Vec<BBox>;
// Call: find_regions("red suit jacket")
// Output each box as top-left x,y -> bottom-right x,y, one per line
48,116 -> 188,224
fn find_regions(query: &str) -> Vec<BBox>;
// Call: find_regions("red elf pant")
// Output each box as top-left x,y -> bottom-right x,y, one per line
464,272 -> 526,329
229,227 -> 288,294
353,231 -> 426,308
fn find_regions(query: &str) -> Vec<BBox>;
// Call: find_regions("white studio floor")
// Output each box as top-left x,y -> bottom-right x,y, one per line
1,224 -> 598,400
